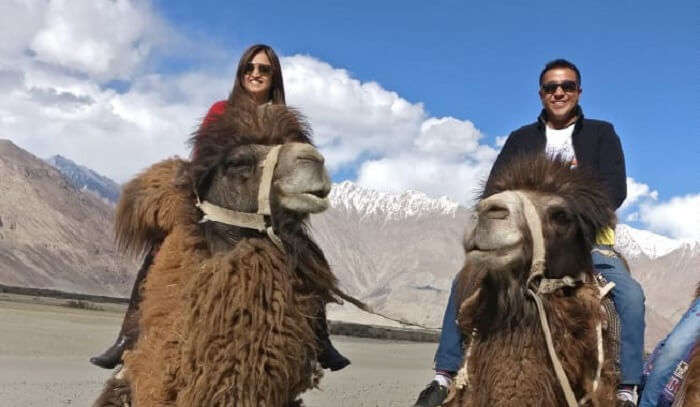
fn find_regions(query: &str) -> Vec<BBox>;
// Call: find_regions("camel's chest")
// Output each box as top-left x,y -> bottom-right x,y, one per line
175,241 -> 322,404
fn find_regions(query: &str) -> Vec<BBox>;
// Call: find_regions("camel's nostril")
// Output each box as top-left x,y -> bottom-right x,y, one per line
309,188 -> 329,199
296,153 -> 324,165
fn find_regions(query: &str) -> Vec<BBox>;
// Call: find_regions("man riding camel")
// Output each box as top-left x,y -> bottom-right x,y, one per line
413,59 -> 645,407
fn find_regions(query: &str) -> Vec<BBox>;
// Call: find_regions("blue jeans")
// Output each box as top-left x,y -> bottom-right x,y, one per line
592,245 -> 646,386
434,246 -> 646,385
434,278 -> 463,373
639,298 -> 700,407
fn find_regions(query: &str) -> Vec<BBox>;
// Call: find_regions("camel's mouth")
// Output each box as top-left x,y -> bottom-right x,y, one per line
473,241 -> 522,253
279,190 -> 330,214
464,237 -> 526,271
465,232 -> 523,254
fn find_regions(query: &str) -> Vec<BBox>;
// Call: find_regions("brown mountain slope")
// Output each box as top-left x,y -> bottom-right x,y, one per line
0,139 -> 136,296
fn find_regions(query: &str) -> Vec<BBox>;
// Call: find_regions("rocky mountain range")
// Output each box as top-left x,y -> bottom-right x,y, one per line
2,139 -> 697,348
0,139 -> 136,296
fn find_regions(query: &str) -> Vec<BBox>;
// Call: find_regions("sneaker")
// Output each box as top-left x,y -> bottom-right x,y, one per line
413,380 -> 448,407
615,387 -> 637,407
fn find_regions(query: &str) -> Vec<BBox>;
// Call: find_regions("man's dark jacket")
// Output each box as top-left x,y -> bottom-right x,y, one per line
485,107 -> 627,209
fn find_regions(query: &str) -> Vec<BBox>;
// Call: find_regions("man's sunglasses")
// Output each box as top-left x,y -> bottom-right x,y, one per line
244,62 -> 273,76
541,80 -> 579,94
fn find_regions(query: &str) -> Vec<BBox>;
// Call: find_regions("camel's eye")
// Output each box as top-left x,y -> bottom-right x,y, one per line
225,154 -> 254,175
550,208 -> 571,226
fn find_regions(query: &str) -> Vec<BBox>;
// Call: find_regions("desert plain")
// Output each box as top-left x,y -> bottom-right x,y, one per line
0,293 -> 435,406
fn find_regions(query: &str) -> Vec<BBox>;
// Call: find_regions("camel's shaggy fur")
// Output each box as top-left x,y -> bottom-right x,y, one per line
114,158 -> 198,256
446,154 -> 618,407
98,101 -> 342,406
189,101 -> 311,163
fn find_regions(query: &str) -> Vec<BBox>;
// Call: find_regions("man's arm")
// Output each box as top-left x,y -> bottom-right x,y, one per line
597,124 -> 627,210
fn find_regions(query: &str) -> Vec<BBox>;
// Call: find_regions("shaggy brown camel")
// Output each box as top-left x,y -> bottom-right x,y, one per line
443,154 -> 619,407
95,103 -> 349,407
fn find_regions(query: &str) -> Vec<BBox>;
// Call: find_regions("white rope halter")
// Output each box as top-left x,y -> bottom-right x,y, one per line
195,145 -> 285,252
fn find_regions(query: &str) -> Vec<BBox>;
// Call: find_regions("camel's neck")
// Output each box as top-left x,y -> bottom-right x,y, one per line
466,289 -> 602,406
203,222 -> 265,254
468,269 -> 538,336
468,329 -> 563,406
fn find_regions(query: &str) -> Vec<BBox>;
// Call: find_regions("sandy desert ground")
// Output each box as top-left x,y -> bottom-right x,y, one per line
0,293 -> 435,406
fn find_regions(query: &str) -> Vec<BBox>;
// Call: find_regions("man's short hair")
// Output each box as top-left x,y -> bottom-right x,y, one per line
539,59 -> 581,86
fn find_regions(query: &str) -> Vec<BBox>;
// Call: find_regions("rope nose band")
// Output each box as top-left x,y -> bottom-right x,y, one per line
196,145 -> 285,252
512,191 -> 546,285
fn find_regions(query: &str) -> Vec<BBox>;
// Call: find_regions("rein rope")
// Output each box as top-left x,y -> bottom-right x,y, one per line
195,145 -> 285,253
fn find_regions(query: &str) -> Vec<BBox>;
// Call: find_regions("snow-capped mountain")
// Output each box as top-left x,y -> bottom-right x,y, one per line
45,155 -> 121,204
330,180 -> 460,220
615,224 -> 699,260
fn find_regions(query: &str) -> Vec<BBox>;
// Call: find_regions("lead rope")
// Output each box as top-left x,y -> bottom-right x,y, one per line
526,288 -> 579,407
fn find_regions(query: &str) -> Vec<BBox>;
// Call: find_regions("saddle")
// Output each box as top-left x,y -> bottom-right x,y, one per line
595,272 -> 622,377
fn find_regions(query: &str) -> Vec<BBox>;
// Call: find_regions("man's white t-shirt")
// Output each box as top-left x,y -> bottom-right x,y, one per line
545,123 -> 576,165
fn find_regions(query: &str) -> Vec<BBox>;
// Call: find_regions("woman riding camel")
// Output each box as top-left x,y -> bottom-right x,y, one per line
90,44 -> 350,372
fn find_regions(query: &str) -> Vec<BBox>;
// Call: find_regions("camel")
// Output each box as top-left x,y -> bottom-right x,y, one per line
95,103 -> 349,406
443,154 -> 619,407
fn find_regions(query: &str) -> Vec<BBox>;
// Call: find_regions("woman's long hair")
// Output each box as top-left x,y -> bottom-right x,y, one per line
229,44 -> 286,106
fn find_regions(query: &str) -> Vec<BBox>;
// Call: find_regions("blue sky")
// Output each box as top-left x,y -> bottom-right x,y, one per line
1,0 -> 698,239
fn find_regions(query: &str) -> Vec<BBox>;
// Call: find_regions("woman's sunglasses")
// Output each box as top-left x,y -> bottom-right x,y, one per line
244,62 -> 273,76
541,80 -> 579,94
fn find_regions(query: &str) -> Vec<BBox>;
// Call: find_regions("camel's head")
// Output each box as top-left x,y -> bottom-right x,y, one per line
188,103 -> 331,252
195,142 -> 330,216
466,189 -> 591,282
458,154 -> 615,334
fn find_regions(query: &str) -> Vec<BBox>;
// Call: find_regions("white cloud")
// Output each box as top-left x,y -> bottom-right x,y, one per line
495,135 -> 508,147
356,152 -> 496,204
0,0 -> 236,182
638,194 -> 700,240
283,55 -> 499,205
620,177 -> 658,211
282,55 -> 425,169
415,117 -> 483,156
27,0 -> 170,80
0,1 -> 46,60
